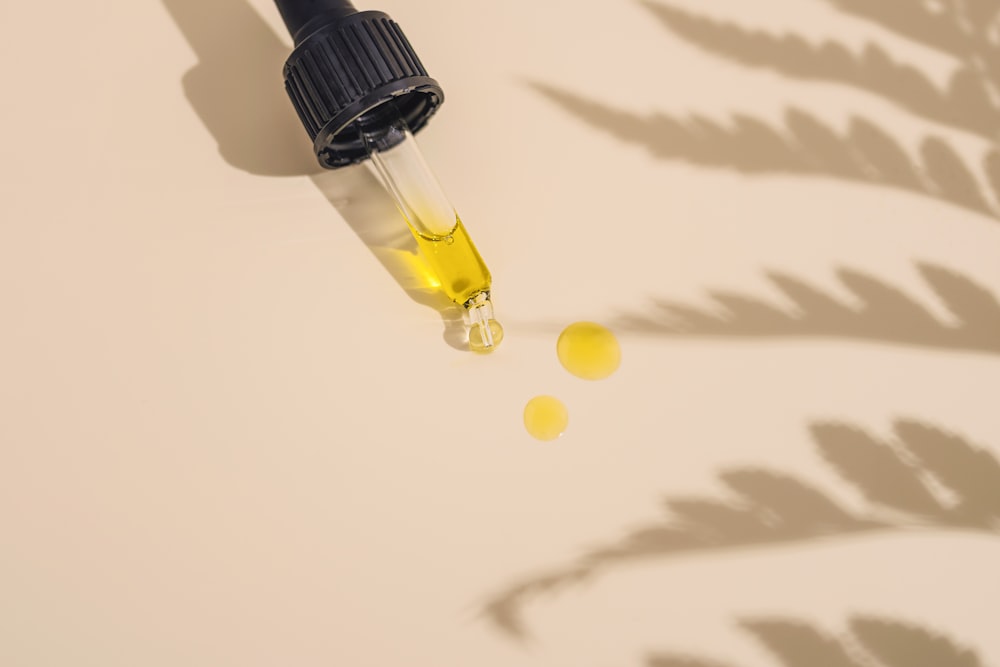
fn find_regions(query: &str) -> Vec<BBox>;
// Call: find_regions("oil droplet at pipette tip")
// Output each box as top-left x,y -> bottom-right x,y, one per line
466,291 -> 504,353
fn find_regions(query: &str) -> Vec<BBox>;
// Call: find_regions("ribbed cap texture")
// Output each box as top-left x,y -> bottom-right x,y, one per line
283,12 -> 430,139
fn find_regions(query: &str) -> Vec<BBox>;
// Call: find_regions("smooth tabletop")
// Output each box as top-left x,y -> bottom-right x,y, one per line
2,1 -> 999,665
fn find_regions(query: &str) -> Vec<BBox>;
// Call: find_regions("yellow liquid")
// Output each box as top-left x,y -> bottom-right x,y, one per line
557,322 -> 622,380
524,395 -> 569,441
469,319 -> 504,351
412,218 -> 492,305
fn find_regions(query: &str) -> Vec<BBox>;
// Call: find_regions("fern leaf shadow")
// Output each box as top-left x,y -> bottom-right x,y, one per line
639,2 -> 1000,142
739,618 -> 866,667
647,614 -> 985,667
482,420 -> 1000,639
812,422 -> 945,519
530,82 -> 998,220
820,0 -> 1000,66
649,657 -> 736,667
615,262 -> 1000,355
848,615 -> 983,667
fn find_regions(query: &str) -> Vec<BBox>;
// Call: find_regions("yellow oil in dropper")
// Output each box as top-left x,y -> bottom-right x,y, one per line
412,219 -> 488,304
362,108 -> 502,352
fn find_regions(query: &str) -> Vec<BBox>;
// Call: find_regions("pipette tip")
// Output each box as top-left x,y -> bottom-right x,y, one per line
465,291 -> 504,353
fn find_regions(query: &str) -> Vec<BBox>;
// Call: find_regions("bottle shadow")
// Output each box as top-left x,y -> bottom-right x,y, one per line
160,0 -> 318,177
161,0 -> 467,349
613,261 -> 1000,356
482,419 -> 1000,639
648,613 -> 987,667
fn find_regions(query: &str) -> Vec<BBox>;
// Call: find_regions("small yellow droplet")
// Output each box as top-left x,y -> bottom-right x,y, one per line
557,322 -> 621,380
469,319 -> 505,353
523,395 -> 569,441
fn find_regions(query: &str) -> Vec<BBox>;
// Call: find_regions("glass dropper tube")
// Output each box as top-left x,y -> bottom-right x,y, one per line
360,106 -> 503,352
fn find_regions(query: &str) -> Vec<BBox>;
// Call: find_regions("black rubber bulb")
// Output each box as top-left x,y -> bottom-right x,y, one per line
274,0 -> 444,168
275,0 -> 358,44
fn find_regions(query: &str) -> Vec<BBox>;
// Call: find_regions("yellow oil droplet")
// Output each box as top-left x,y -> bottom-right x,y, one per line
557,322 -> 621,380
523,395 -> 569,441
469,319 -> 504,353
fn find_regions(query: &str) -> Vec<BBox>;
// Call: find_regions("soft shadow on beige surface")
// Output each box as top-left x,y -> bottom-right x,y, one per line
613,261 -> 1000,355
523,1 -> 1000,351
483,420 -> 1000,638
819,0 -> 1000,100
648,613 -> 987,667
163,0 -> 467,348
642,0 -> 1000,143
311,164 -> 469,349
531,0 -> 1000,353
485,0 -> 1000,645
531,81 -> 999,221
529,0 -> 1000,221
162,0 -> 318,176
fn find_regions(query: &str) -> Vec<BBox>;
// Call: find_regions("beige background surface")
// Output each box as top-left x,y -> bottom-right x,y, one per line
2,0 -> 999,665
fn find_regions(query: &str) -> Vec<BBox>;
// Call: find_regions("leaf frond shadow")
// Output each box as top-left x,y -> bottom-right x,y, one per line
530,81 -> 999,220
615,262 -> 1000,355
639,1 -> 1000,142
647,613 -> 985,667
820,0 -> 1000,63
482,420 -> 1000,639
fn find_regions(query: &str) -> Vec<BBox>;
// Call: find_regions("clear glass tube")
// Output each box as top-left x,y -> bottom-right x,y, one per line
360,107 -> 503,352
362,115 -> 456,239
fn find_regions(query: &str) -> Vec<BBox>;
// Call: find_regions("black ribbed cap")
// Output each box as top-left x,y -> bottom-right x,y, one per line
279,4 -> 444,169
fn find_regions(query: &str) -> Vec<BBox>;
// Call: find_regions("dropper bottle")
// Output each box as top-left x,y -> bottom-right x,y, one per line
274,0 -> 503,351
